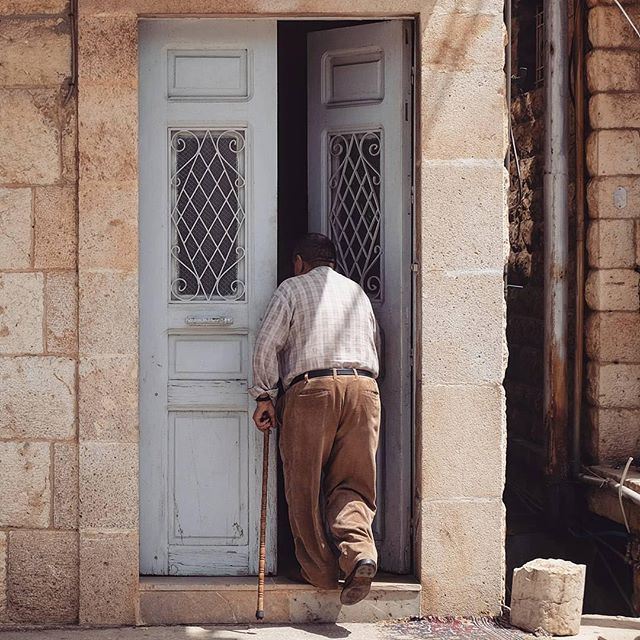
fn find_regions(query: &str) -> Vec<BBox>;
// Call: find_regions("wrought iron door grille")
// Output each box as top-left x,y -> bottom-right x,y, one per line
327,130 -> 383,301
169,128 -> 247,302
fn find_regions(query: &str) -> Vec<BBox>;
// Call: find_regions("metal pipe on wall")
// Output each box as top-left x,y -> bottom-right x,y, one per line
543,0 -> 570,480
573,0 -> 586,477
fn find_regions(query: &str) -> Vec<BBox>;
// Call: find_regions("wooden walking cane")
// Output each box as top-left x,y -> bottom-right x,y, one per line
256,428 -> 270,620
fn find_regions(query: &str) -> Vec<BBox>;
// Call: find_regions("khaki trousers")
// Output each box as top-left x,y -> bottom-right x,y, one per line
277,374 -> 380,589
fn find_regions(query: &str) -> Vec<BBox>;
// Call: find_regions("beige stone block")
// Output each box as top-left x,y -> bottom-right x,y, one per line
421,69 -> 506,160
587,130 -> 640,177
0,0 -> 68,14
0,188 -> 32,269
0,355 -> 75,439
421,11 -> 504,71
0,442 -> 50,527
78,85 -> 137,182
0,532 -> 6,622
587,219 -> 636,268
421,384 -> 505,499
0,89 -> 60,185
589,6 -> 640,50
587,362 -> 640,409
79,442 -> 138,528
586,312 -> 640,363
587,177 -> 640,219
79,180 -> 138,270
510,559 -> 585,636
587,50 -> 640,93
421,162 -> 508,270
7,530 -> 78,624
588,406 -> 640,463
45,271 -> 78,355
79,270 -> 137,357
34,186 -> 76,269
421,271 -> 507,384
78,15 -> 137,86
0,18 -> 69,87
79,356 -> 137,442
585,268 -> 640,311
54,442 -> 78,529
61,98 -> 77,184
79,529 -> 137,625
0,272 -> 44,354
419,498 -> 504,615
590,93 -> 640,130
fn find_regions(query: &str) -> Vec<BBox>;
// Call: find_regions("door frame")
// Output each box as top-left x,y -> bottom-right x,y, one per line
77,1 -> 508,626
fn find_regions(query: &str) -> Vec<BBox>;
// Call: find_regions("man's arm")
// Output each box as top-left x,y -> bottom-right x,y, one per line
249,289 -> 292,402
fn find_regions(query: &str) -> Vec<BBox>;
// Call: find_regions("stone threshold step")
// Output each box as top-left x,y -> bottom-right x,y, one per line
139,574 -> 421,625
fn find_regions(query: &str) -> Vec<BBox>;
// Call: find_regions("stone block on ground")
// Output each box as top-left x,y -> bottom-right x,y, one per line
510,558 -> 586,636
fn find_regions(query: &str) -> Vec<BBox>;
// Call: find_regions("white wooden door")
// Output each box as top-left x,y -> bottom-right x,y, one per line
139,19 -> 277,576
308,21 -> 413,573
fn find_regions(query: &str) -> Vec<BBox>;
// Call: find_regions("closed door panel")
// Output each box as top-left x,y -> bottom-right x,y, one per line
139,19 -> 277,576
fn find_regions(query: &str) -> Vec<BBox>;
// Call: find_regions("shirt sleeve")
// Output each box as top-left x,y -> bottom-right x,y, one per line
249,288 -> 293,400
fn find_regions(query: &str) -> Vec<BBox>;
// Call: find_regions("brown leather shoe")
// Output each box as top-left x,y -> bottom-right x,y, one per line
340,559 -> 377,605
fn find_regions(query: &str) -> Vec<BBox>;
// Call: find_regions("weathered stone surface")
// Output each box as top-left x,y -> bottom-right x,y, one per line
586,312 -> 640,363
79,270 -> 137,357
79,442 -> 138,528
421,162 -> 508,271
78,180 -> 137,271
421,12 -> 505,72
588,406 -> 640,463
510,559 -> 585,636
0,356 -> 75,439
421,70 -> 506,160
587,219 -> 636,268
54,442 -> 78,530
587,130 -> 640,177
421,271 -> 507,384
590,93 -> 640,130
0,442 -> 50,528
79,356 -> 137,442
45,271 -> 78,355
60,99 -> 77,183
0,532 -> 6,622
7,530 -> 78,624
0,18 -> 69,87
587,176 -> 640,218
78,15 -> 138,86
0,0 -> 68,14
0,89 -> 60,185
34,186 -> 76,269
589,5 -> 640,50
586,269 -> 640,311
422,384 -> 505,499
79,530 -> 137,625
0,272 -> 44,354
0,188 -> 32,269
419,498 -> 504,615
587,50 -> 640,93
78,85 -> 137,183
587,362 -> 640,409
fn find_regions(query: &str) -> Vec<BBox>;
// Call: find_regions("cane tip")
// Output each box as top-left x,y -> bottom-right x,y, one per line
256,610 -> 265,620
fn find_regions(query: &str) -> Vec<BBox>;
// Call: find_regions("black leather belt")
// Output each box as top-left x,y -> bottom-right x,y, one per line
289,368 -> 374,387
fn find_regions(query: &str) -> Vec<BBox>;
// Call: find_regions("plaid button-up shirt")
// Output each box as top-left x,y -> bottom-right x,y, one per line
249,266 -> 380,399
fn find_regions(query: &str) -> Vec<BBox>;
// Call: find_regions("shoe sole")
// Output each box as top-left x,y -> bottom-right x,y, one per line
340,562 -> 376,606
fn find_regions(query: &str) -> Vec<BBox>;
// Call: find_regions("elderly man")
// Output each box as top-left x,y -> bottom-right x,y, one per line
248,232 -> 381,605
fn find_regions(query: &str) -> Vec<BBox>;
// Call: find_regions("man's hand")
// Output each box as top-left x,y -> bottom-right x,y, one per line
253,399 -> 276,432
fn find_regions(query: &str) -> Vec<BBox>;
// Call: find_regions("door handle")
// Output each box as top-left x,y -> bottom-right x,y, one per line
185,315 -> 234,326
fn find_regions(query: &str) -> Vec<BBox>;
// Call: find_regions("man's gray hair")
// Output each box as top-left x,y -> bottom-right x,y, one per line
292,233 -> 337,265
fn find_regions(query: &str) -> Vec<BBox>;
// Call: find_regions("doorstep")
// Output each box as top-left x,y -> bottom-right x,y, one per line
138,574 -> 421,625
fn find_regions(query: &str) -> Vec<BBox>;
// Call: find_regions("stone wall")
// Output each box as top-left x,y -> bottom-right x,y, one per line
586,0 -> 640,465
0,0 -> 79,625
